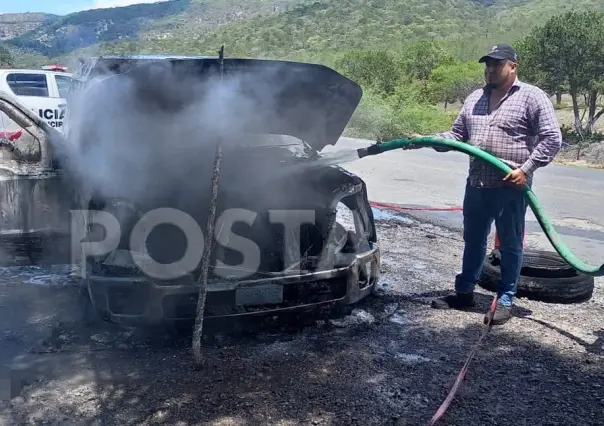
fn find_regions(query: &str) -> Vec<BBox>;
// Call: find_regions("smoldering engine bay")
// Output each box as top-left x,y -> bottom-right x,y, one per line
88,144 -> 376,281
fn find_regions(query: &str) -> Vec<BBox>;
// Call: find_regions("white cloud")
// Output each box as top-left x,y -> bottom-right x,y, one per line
89,0 -> 167,10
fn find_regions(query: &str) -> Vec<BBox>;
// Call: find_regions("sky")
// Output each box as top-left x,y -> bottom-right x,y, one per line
0,0 -> 164,15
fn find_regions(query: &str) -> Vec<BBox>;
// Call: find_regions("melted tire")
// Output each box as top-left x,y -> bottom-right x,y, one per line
478,249 -> 595,304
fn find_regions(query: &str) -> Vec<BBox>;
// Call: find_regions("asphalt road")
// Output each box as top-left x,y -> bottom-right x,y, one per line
323,137 -> 604,265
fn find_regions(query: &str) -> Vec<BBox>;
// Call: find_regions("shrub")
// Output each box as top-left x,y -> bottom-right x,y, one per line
345,86 -> 456,141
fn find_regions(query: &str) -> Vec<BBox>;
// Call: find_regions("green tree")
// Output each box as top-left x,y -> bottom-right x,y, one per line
0,45 -> 14,67
426,61 -> 484,109
334,50 -> 403,95
518,11 -> 604,136
399,40 -> 455,83
515,35 -> 566,105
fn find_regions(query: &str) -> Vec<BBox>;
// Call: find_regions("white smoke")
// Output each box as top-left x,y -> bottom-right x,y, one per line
45,52 -> 364,274
58,57 -> 293,206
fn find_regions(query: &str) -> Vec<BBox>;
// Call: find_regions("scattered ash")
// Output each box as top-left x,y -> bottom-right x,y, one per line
0,209 -> 602,425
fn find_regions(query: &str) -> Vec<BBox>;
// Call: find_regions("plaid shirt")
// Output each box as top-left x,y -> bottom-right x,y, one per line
437,78 -> 562,188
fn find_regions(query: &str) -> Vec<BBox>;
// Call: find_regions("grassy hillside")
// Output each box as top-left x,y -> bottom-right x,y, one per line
4,0 -> 604,67
87,0 -> 489,61
139,0 -> 308,41
2,47 -> 49,68
62,0 -> 604,66
186,0 -> 604,60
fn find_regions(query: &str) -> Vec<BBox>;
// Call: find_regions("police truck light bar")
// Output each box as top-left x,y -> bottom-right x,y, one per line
41,65 -> 68,72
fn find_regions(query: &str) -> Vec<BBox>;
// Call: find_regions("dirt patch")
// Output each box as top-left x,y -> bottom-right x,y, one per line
0,210 -> 602,425
555,143 -> 604,169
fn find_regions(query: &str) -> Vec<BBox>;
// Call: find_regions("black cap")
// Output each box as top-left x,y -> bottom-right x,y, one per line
479,44 -> 518,63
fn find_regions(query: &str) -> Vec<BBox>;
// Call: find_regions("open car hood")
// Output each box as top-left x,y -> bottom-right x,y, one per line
83,55 -> 363,152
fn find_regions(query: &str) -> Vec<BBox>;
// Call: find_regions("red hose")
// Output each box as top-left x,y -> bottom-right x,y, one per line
369,201 -> 462,212
426,296 -> 499,425
370,200 -> 501,424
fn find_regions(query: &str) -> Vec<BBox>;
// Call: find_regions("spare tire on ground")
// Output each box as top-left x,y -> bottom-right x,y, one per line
477,248 -> 595,304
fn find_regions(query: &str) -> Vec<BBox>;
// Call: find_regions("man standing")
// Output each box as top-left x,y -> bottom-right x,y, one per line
413,44 -> 562,325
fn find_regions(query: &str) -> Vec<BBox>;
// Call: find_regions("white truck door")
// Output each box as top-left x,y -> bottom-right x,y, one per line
3,72 -> 67,131
50,73 -> 73,133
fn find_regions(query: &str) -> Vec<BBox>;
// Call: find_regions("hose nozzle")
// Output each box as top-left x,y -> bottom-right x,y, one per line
357,143 -> 383,158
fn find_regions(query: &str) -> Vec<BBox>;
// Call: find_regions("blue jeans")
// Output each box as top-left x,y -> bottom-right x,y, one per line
455,179 -> 530,306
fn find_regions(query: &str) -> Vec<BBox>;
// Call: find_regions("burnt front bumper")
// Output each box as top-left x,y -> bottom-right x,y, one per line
84,244 -> 380,326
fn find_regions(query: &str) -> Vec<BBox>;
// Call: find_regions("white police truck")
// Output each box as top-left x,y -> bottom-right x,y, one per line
0,65 -> 74,134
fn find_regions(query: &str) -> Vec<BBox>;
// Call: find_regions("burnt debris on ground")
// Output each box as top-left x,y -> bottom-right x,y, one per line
0,210 -> 602,425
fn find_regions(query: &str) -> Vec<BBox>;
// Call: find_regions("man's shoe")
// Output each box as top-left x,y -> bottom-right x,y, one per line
484,303 -> 512,325
431,292 -> 476,310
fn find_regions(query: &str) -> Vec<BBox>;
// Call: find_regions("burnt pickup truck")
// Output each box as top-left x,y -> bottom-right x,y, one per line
0,90 -> 76,265
36,55 -> 382,325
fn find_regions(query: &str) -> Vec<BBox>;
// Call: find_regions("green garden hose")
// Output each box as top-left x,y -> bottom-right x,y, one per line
357,136 -> 604,277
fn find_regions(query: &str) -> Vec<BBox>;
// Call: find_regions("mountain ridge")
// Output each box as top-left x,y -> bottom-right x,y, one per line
0,0 -> 301,62
0,12 -> 57,41
2,0 -> 604,67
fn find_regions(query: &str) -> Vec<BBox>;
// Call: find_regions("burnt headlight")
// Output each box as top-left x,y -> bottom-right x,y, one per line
335,200 -> 369,253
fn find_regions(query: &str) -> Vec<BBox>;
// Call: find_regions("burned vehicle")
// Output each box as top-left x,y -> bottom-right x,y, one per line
0,90 -> 75,264
68,55 -> 380,325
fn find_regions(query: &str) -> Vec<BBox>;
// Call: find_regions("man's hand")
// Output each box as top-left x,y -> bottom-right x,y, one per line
403,133 -> 424,150
503,168 -> 528,188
